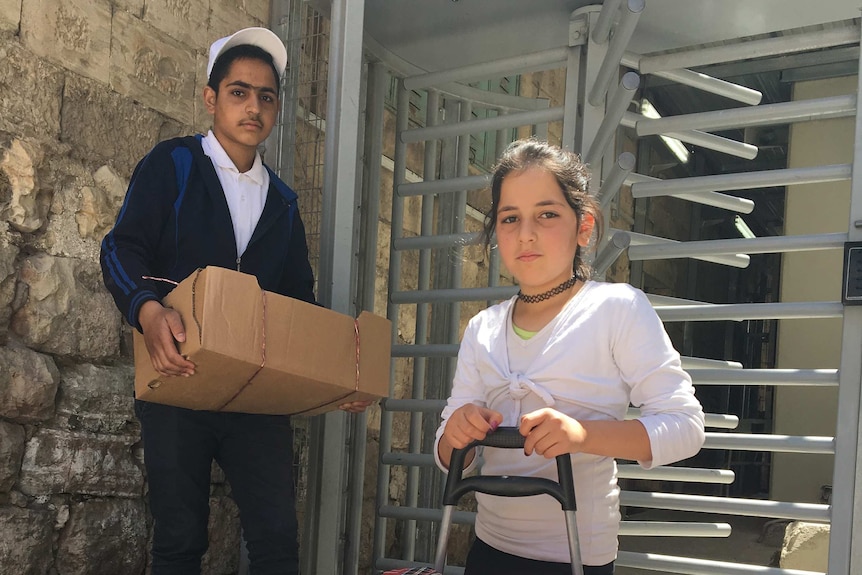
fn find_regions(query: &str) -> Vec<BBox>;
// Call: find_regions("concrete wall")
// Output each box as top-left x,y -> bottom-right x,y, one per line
771,75 -> 854,502
0,1 -> 270,573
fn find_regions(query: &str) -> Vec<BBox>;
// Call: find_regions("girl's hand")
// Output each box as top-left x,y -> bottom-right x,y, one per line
520,408 -> 587,459
443,403 -> 504,449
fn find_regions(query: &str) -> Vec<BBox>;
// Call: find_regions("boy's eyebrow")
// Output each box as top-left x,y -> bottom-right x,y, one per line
226,80 -> 277,94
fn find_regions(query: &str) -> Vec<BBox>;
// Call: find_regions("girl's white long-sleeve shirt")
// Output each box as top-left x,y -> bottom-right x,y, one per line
434,280 -> 705,566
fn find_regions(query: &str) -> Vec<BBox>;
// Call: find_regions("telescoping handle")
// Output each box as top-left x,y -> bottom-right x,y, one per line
434,427 -> 583,575
443,426 -> 576,510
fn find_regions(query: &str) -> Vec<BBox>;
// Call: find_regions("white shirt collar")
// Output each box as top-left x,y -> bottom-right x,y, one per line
201,130 -> 266,185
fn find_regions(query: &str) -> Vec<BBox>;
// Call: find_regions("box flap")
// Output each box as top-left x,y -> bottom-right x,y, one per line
357,311 -> 392,397
197,267 -> 265,366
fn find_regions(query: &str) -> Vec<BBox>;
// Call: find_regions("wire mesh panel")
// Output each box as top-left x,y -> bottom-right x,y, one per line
269,0 -> 330,550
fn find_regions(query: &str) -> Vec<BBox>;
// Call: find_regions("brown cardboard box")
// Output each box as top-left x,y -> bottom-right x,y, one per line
133,267 -> 391,415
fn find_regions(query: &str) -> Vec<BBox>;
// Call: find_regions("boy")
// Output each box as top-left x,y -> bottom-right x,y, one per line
101,27 -> 367,574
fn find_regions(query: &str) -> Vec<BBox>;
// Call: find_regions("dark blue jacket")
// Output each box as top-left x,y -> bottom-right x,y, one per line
101,135 -> 316,331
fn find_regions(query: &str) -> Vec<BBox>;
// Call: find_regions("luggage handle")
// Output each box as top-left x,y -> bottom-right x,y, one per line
435,426 -> 584,575
443,426 -> 577,511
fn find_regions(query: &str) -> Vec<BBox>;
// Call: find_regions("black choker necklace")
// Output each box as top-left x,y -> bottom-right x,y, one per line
517,275 -> 578,304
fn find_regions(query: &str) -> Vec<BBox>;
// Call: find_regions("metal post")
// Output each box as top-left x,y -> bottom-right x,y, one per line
562,46 -> 582,151
829,22 -> 862,575
575,5 -> 608,166
344,59 -> 387,575
373,79 -> 410,569
597,152 -> 636,209
587,0 -> 644,106
584,72 -> 639,165
404,89 -> 441,560
310,1 -> 366,572
591,0 -> 621,44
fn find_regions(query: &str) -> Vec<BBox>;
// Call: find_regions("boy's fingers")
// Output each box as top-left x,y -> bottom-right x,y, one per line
165,310 -> 187,343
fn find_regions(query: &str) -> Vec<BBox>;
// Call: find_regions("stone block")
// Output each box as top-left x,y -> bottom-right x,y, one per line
0,0 -> 21,33
111,0 -> 144,17
56,498 -> 147,575
11,253 -> 122,360
143,0 -> 210,51
241,0 -> 270,24
110,10 -> 196,125
193,51 -> 212,134
0,506 -> 54,575
0,345 -> 60,424
59,74 -> 172,176
0,136 -> 50,233
0,39 -> 64,139
35,162 -> 130,262
210,1 -> 261,42
201,496 -> 241,575
56,363 -> 138,435
780,521 -> 829,572
21,0 -> 111,84
18,427 -> 143,497
0,421 -> 24,492
0,224 -> 17,343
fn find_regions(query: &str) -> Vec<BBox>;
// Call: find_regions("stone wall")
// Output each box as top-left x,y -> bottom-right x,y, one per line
0,0 -> 269,573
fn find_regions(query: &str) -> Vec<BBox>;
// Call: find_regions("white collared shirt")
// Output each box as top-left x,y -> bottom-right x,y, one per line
201,130 -> 269,257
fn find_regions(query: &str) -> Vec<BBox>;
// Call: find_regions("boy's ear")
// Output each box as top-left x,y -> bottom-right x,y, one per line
203,86 -> 217,115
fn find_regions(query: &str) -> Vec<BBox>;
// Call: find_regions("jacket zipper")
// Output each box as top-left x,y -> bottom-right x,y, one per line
236,257 -> 241,271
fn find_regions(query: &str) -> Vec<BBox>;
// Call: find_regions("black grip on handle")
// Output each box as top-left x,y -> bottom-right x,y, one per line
471,426 -> 525,449
443,426 -> 577,511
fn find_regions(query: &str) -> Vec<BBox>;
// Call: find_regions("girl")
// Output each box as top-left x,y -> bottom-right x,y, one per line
435,140 -> 705,575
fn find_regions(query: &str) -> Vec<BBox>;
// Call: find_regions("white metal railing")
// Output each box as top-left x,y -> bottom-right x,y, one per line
621,111 -> 759,159
637,25 -> 860,74
373,7 -> 859,575
636,94 -> 856,136
630,164 -> 852,197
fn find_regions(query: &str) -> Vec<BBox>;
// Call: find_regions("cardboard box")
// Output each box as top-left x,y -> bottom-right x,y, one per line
133,267 -> 391,415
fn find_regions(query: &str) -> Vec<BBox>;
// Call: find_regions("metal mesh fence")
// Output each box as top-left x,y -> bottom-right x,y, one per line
269,0 -> 330,542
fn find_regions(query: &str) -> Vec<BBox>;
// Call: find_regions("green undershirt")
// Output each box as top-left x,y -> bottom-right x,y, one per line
512,323 -> 538,340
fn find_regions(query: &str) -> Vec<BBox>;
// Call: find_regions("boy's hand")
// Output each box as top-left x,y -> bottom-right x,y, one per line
442,403 -> 504,449
338,400 -> 375,413
138,300 -> 196,377
520,408 -> 586,459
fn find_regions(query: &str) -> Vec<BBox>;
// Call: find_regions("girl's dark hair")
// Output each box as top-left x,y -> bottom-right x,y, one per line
207,45 -> 281,94
484,139 -> 603,281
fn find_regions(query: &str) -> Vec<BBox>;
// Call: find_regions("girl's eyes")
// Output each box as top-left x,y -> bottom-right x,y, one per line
499,212 -> 558,224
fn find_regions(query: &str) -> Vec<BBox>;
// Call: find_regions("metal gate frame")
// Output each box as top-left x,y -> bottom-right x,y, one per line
270,1 -> 862,573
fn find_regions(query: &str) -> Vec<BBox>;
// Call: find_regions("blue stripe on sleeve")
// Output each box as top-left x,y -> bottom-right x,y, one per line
102,234 -> 134,295
171,147 -> 193,218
